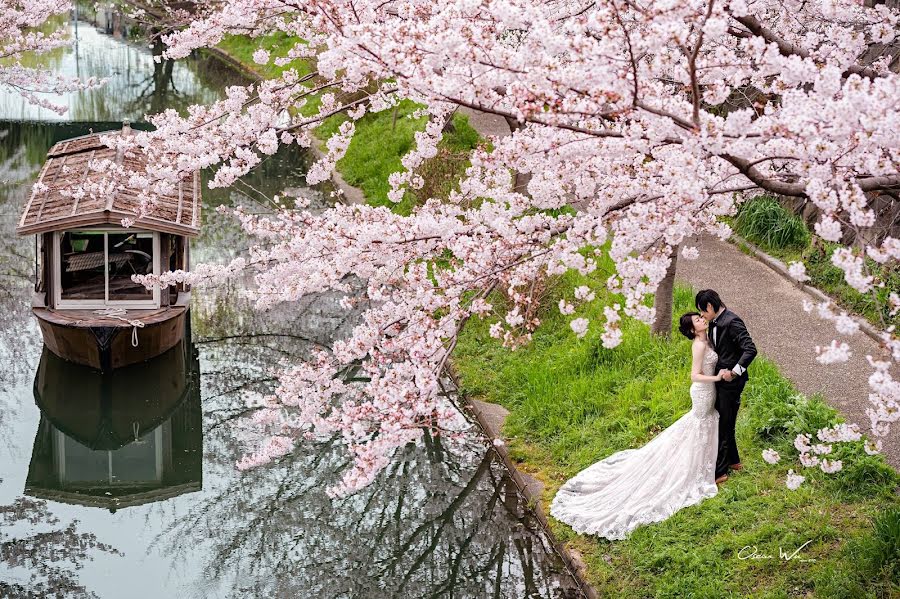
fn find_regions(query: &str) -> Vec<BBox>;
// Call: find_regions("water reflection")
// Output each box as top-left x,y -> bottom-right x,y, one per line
182,277 -> 579,598
26,336 -> 202,512
0,12 -> 244,122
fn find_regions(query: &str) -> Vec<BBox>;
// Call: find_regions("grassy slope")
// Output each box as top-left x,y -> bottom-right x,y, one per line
315,104 -> 481,212
217,33 -> 313,79
453,259 -> 900,598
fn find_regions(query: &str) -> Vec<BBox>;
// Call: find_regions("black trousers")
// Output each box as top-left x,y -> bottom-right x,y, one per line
714,376 -> 747,478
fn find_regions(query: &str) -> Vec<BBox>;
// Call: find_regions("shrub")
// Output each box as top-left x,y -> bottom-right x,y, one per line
734,196 -> 811,251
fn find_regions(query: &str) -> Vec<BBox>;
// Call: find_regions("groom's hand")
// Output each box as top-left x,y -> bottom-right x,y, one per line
721,369 -> 735,381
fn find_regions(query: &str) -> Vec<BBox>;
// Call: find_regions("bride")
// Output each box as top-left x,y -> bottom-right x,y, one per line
549,312 -> 724,540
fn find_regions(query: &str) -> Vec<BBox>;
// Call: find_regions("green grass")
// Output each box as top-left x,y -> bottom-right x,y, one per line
453,257 -> 900,598
316,104 -> 481,213
217,32 -> 314,79
734,196 -> 811,252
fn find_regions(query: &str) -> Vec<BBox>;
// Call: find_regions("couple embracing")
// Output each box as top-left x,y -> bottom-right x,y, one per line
550,289 -> 757,540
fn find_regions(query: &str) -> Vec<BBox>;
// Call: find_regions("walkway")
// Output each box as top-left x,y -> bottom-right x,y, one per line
459,105 -> 899,470
456,106 -> 512,140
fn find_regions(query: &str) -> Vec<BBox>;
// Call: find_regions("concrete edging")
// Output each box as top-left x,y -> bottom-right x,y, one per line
727,233 -> 887,346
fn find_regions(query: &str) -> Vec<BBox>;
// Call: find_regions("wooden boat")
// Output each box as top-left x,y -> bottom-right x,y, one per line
16,122 -> 200,371
25,336 -> 202,511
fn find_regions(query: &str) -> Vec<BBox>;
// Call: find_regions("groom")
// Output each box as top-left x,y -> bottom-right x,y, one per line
696,289 -> 757,485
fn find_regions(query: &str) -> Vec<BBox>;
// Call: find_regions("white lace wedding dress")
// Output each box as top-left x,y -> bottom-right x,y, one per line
549,345 -> 720,540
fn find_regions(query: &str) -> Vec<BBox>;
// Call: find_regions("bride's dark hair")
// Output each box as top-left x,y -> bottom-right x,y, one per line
679,312 -> 700,339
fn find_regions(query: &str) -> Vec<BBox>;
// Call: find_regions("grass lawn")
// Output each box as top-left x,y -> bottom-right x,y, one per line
453,258 -> 900,598
217,33 -> 314,79
315,100 -> 481,213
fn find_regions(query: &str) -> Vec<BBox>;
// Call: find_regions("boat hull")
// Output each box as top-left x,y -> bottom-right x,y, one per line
34,305 -> 189,371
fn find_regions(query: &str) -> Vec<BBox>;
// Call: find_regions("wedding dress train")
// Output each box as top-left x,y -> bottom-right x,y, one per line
549,346 -> 720,540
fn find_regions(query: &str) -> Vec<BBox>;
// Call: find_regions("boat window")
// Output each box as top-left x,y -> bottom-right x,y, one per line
59,428 -> 162,488
57,229 -> 158,307
59,435 -> 108,484
59,231 -> 107,301
111,432 -> 161,482
107,232 -> 154,301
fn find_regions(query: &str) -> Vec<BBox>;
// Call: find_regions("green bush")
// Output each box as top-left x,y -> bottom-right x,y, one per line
734,196 -> 811,251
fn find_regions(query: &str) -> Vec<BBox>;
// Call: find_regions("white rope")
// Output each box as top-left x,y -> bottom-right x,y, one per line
90,307 -> 145,347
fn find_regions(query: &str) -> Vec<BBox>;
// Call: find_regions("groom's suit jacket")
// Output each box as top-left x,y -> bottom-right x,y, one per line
707,308 -> 757,384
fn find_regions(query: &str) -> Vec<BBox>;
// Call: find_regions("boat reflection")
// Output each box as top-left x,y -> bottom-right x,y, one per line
25,331 -> 201,512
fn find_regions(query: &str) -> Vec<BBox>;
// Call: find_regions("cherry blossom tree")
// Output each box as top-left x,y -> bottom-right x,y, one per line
64,0 -> 900,493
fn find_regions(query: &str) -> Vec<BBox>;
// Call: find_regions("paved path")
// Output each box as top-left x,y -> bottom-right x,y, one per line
456,106 -> 512,140
676,234 -> 899,469
460,106 -> 898,470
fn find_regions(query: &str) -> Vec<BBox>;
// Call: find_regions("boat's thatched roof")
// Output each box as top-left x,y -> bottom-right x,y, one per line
16,124 -> 201,237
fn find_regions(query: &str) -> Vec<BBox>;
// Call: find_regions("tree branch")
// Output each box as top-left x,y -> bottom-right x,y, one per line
732,15 -> 881,81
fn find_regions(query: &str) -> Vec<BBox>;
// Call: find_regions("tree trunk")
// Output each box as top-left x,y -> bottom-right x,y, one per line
502,116 -> 532,195
651,247 -> 679,337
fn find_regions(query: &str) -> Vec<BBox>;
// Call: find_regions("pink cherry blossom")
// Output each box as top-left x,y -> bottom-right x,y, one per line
0,1 -> 104,113
787,261 -> 810,283
833,313 -> 860,336
799,452 -> 821,468
786,470 -> 806,490
811,443 -> 833,455
794,433 -> 812,454
865,439 -> 882,455
681,246 -> 700,261
570,317 -> 590,338
574,285 -> 595,302
819,458 -> 843,474
33,0 -> 897,493
815,340 -> 852,364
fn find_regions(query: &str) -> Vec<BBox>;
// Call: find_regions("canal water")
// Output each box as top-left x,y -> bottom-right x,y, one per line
0,11 -> 582,599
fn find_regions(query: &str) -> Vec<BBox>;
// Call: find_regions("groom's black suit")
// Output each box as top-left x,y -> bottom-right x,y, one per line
708,308 -> 757,478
